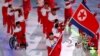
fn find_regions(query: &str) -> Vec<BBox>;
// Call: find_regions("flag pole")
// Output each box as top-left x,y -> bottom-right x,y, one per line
49,3 -> 82,55
49,33 -> 63,55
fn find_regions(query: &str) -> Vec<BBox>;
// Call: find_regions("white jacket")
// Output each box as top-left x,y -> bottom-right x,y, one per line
37,0 -> 44,7
52,28 -> 61,37
73,47 -> 86,56
41,7 -> 50,16
48,12 -> 58,22
16,16 -> 25,22
14,27 -> 21,33
46,38 -> 57,47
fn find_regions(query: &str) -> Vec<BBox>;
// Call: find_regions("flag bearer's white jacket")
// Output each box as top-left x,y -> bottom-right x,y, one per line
46,38 -> 57,48
52,27 -> 61,37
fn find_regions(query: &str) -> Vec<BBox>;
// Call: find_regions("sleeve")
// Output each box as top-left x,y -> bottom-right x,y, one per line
48,13 -> 54,22
54,33 -> 60,37
46,39 -> 51,47
72,49 -> 76,56
52,28 -> 61,37
14,27 -> 22,33
3,3 -> 9,7
7,8 -> 14,16
37,0 -> 44,7
52,28 -> 56,34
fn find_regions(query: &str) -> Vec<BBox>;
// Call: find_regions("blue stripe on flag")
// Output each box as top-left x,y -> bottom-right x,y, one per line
70,18 -> 95,37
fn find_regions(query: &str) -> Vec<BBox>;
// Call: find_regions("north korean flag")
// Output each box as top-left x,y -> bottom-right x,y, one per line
70,3 -> 99,37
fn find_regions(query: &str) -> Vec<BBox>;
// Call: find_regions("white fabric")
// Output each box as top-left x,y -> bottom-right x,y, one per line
37,0 -> 44,7
46,38 -> 57,47
14,27 -> 21,33
16,16 -> 25,22
3,2 -> 9,7
52,28 -> 60,37
7,8 -> 14,16
41,7 -> 50,16
73,47 -> 86,56
48,12 -> 58,22
65,1 -> 72,9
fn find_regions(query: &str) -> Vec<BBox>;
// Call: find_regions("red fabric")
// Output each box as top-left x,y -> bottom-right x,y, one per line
96,33 -> 99,40
37,7 -> 43,24
46,21 -> 54,38
64,8 -> 73,27
2,6 -> 8,26
5,0 -> 13,2
23,0 -> 31,19
91,37 -> 98,49
78,29 -> 85,36
72,3 -> 99,35
58,22 -> 65,33
41,11 -> 49,33
7,15 -> 15,34
45,0 -> 55,8
14,31 -> 22,44
64,8 -> 73,20
20,21 -> 26,34
21,35 -> 26,44
14,31 -> 26,44
47,36 -> 62,56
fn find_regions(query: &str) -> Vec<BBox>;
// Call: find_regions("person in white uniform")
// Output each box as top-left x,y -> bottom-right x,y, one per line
73,43 -> 86,56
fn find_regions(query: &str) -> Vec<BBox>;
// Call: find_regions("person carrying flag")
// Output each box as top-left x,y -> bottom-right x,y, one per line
46,17 -> 65,56
46,32 -> 62,56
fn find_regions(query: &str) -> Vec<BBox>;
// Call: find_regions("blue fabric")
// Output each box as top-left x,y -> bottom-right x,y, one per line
82,0 -> 91,11
70,19 -> 94,37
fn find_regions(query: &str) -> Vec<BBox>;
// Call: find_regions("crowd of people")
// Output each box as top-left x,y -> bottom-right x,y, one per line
37,0 -> 75,56
2,0 -> 30,49
1,0 -> 99,56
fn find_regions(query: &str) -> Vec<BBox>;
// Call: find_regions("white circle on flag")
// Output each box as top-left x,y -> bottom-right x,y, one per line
77,9 -> 87,21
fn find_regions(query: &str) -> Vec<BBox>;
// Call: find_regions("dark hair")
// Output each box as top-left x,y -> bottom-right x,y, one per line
16,21 -> 20,26
64,0 -> 69,1
18,9 -> 22,16
75,43 -> 78,46
54,24 -> 59,28
51,8 -> 57,11
8,4 -> 12,8
44,2 -> 49,6
54,19 -> 58,23
49,32 -> 53,36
